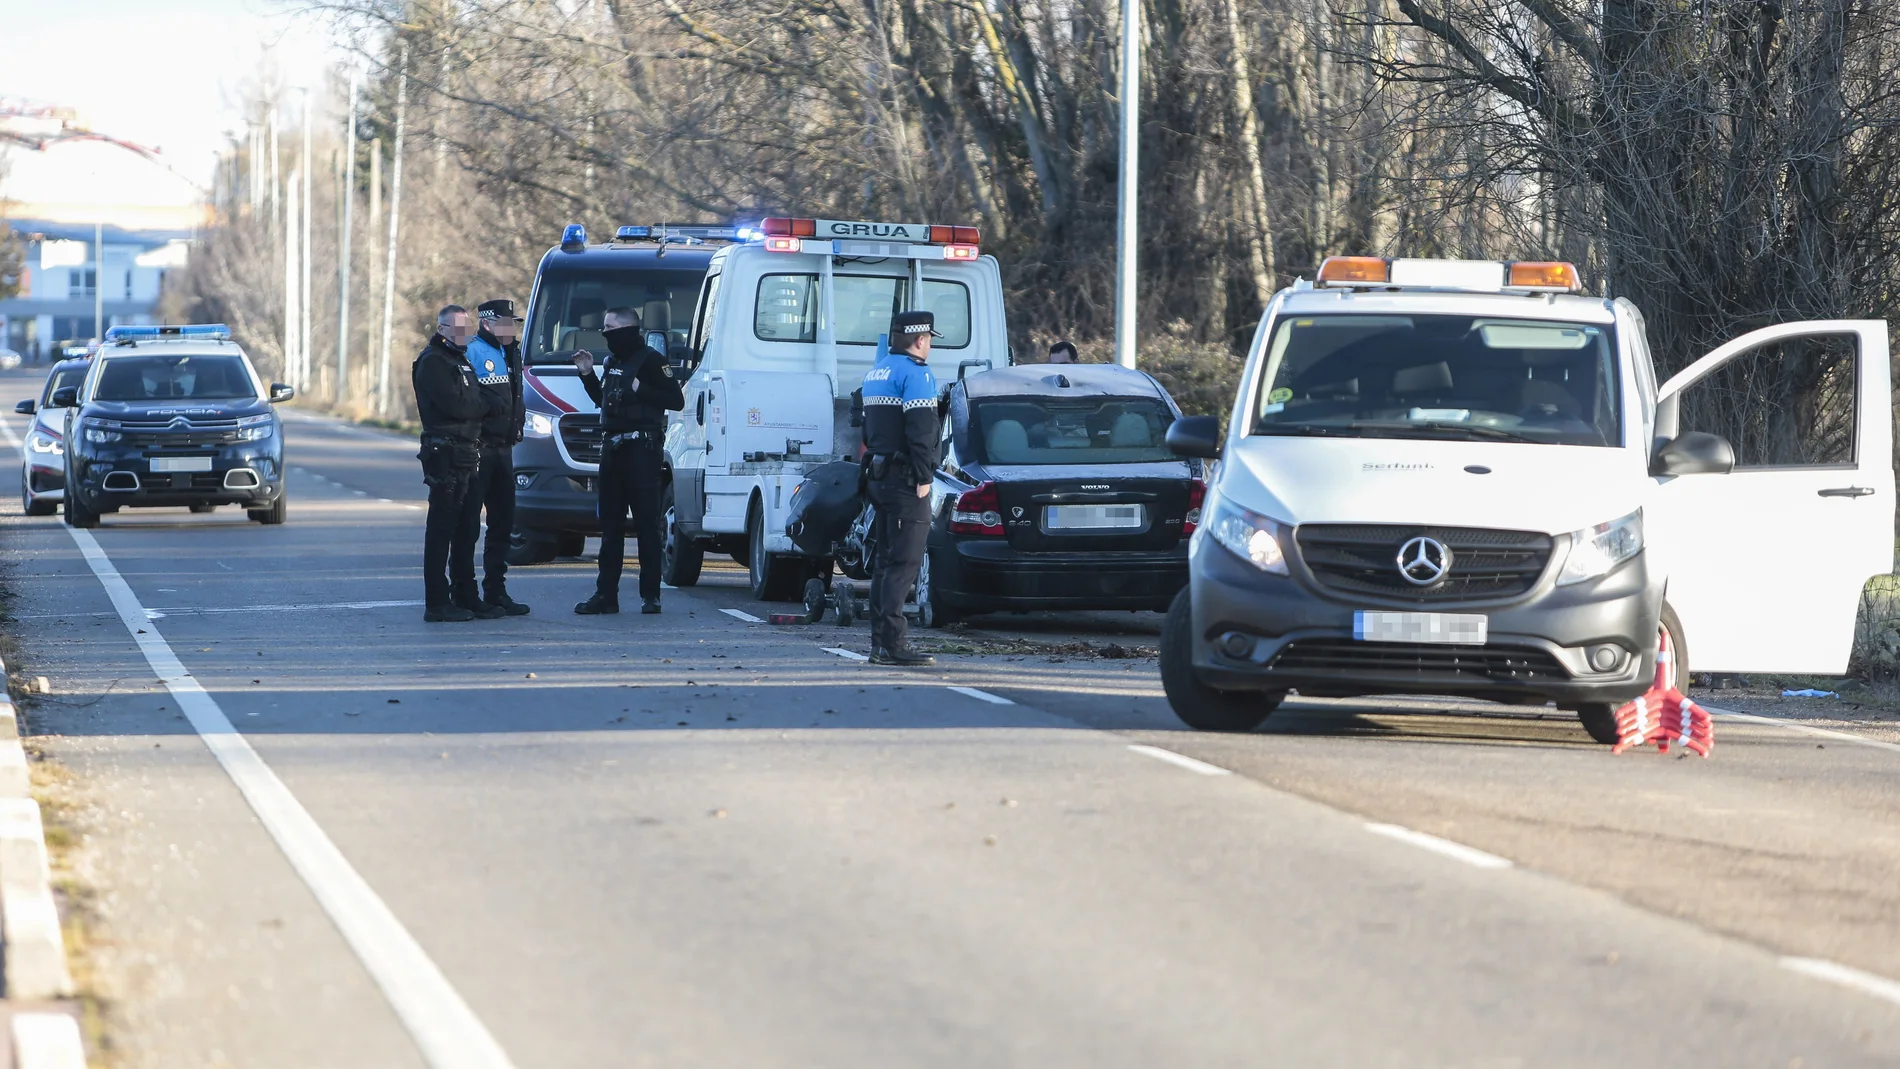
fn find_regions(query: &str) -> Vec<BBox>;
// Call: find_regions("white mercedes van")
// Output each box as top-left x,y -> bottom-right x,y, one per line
1161,256 -> 1893,741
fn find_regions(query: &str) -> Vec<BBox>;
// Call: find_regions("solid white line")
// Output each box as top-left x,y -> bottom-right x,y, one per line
63,527 -> 517,1069
1364,823 -> 1514,870
821,647 -> 870,662
11,1012 -> 85,1069
947,685 -> 1014,705
720,608 -> 763,623
1707,706 -> 1900,755
1780,957 -> 1900,1007
1126,744 -> 1232,776
144,599 -> 425,617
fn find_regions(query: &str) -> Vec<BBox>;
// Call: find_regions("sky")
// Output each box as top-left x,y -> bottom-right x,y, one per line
0,0 -> 339,218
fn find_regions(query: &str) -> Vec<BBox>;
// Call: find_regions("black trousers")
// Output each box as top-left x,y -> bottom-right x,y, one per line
422,452 -> 483,609
475,444 -> 516,597
596,437 -> 665,603
867,479 -> 930,654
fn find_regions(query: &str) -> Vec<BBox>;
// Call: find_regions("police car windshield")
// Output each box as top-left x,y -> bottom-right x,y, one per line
525,269 -> 702,365
1252,313 -> 1620,447
972,397 -> 1176,465
42,366 -> 88,406
93,355 -> 256,401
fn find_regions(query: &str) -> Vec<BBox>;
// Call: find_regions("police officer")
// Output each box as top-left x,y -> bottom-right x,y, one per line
861,310 -> 942,667
413,305 -> 504,622
467,299 -> 530,616
572,306 -> 684,615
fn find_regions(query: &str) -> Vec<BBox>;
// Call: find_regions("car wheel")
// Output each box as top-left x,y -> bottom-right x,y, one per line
661,484 -> 704,587
189,503 -> 217,514
747,499 -> 804,601
1576,602 -> 1689,745
914,549 -> 958,628
1160,588 -> 1283,732
64,491 -> 99,529
507,527 -> 559,566
23,491 -> 55,517
247,492 -> 287,525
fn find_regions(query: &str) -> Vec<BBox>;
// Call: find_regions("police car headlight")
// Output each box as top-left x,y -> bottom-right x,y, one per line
1556,508 -> 1643,585
26,431 -> 62,456
525,411 -> 555,438
235,414 -> 275,442
1205,496 -> 1289,575
82,418 -> 122,444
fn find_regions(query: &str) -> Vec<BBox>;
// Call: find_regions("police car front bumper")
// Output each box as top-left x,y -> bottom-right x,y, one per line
70,442 -> 283,509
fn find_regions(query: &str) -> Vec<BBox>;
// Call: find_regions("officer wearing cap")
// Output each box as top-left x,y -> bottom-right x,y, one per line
859,309 -> 943,667
467,299 -> 530,616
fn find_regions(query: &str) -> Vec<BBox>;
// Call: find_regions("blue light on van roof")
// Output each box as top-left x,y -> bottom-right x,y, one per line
616,226 -> 652,240
560,224 -> 587,253
105,324 -> 232,342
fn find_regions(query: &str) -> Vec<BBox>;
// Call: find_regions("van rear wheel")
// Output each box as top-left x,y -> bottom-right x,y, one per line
747,500 -> 805,601
1160,589 -> 1283,732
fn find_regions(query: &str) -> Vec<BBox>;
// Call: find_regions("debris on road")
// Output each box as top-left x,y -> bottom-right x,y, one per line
1781,688 -> 1838,699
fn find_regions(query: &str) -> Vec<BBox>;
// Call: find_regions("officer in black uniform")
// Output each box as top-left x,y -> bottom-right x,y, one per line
468,299 -> 530,615
860,309 -> 943,667
573,306 -> 685,615
413,305 -> 504,622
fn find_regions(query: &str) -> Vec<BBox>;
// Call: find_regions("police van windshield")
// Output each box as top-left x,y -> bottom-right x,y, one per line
1253,314 -> 1620,447
525,269 -> 703,365
93,355 -> 257,401
973,397 -> 1176,465
42,365 -> 88,406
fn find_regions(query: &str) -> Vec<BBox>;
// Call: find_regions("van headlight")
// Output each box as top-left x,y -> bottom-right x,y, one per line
1557,508 -> 1643,585
525,411 -> 555,438
1205,496 -> 1289,575
235,414 -> 275,441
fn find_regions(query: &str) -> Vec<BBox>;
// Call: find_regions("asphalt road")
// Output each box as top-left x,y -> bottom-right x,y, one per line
4,366 -> 1900,1067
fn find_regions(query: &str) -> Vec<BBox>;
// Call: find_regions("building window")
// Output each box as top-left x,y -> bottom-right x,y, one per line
68,268 -> 96,299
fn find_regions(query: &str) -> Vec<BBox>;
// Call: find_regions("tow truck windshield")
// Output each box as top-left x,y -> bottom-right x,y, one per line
525,268 -> 703,364
1253,313 -> 1620,447
93,355 -> 257,401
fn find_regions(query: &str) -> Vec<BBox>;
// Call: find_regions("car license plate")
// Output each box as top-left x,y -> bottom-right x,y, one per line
1045,504 -> 1143,530
150,456 -> 213,473
1354,611 -> 1487,645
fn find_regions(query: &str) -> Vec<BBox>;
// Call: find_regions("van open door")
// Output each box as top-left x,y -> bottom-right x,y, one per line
1649,321 -> 1894,674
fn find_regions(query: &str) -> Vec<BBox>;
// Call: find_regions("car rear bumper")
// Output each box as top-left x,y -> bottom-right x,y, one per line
932,536 -> 1188,610
1188,534 -> 1661,706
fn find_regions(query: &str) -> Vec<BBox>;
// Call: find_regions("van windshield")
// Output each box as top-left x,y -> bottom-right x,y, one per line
525,269 -> 704,364
1252,314 -> 1620,446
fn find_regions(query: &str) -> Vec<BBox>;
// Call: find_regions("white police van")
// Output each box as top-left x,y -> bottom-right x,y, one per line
1162,256 -> 1893,740
662,217 -> 1008,599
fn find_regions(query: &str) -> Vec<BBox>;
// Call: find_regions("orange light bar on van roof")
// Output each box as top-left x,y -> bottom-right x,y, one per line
1316,256 -> 1391,286
760,217 -> 817,238
1506,261 -> 1582,292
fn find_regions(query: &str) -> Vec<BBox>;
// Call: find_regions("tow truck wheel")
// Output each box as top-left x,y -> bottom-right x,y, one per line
661,485 -> 703,587
64,491 -> 99,529
247,492 -> 287,525
1160,588 -> 1283,732
746,500 -> 804,601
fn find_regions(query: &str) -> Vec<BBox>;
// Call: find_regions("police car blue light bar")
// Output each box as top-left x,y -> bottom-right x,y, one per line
560,223 -> 587,253
104,324 -> 232,341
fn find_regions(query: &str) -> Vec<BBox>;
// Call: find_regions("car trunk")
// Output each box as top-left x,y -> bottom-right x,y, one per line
982,461 -> 1194,552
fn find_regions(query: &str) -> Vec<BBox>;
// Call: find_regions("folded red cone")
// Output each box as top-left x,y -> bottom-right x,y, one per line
1610,629 -> 1713,757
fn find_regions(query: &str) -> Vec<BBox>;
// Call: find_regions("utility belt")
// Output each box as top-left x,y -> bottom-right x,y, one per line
604,429 -> 660,449
864,452 -> 909,482
418,435 -> 480,487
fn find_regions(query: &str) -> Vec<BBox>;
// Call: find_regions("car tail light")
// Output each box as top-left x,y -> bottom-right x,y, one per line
949,482 -> 1005,536
1184,478 -> 1205,536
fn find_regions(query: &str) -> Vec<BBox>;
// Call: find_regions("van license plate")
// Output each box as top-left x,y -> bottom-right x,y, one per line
150,456 -> 213,473
1045,504 -> 1142,530
1354,611 -> 1487,645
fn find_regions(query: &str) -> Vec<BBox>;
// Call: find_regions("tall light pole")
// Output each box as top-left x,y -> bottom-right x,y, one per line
300,87 -> 314,392
377,43 -> 410,418
337,67 -> 358,404
1114,0 -> 1140,369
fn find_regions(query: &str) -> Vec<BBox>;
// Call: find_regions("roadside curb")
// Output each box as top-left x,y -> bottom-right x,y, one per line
0,655 -> 79,1069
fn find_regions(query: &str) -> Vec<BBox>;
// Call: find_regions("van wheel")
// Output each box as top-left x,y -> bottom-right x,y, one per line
247,493 -> 287,525
661,485 -> 704,587
747,500 -> 804,601
507,528 -> 558,566
64,492 -> 99,529
1160,588 -> 1283,732
1576,602 -> 1689,745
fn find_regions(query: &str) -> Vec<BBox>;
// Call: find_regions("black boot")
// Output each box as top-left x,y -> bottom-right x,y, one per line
424,603 -> 476,623
574,593 -> 620,615
641,598 -> 662,615
485,586 -> 531,616
870,647 -> 935,667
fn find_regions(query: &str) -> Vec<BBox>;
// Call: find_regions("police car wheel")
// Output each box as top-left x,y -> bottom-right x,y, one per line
64,493 -> 99,529
1160,588 -> 1282,732
248,492 -> 287,525
661,486 -> 703,587
189,504 -> 217,514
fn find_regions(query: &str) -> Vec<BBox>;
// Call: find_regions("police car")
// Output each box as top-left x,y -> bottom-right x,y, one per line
1163,256 -> 1893,739
510,224 -> 731,564
15,355 -> 92,516
54,324 -> 292,527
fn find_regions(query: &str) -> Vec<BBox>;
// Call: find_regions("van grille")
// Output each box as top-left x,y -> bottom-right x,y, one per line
559,414 -> 603,465
1270,639 -> 1569,684
1295,524 -> 1552,601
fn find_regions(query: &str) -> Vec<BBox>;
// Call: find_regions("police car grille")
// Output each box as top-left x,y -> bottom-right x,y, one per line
559,414 -> 603,464
119,419 -> 242,447
1270,638 -> 1569,684
1295,524 -> 1551,601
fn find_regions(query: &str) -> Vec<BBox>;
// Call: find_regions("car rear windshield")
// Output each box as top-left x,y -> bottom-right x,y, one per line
92,355 -> 256,401
525,269 -> 704,364
42,366 -> 87,405
1253,314 -> 1621,447
973,396 -> 1176,464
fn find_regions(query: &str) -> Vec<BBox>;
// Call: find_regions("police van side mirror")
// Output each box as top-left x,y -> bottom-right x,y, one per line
269,383 -> 296,403
1650,431 -> 1734,476
1166,415 -> 1222,460
13,399 -> 33,415
50,387 -> 77,409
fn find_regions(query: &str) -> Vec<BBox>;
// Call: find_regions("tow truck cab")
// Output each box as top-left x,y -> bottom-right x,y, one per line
510,225 -> 729,564
1163,256 -> 1894,739
664,217 -> 1009,600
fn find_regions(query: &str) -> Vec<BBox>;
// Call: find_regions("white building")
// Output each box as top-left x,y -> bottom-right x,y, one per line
0,222 -> 191,360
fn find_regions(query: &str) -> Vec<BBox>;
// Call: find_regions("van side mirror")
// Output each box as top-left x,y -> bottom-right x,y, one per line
50,387 -> 77,409
1166,415 -> 1222,459
13,399 -> 33,415
269,383 -> 296,403
645,330 -> 669,356
1650,431 -> 1734,476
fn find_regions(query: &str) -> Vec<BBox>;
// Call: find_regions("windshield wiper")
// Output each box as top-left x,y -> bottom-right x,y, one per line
1346,421 -> 1546,444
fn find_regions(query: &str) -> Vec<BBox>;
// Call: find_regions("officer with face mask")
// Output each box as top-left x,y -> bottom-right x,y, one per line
467,299 -> 530,615
860,310 -> 942,667
572,306 -> 684,615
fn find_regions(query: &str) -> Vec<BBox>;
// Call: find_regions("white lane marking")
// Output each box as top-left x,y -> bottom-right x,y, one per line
64,528 -> 517,1069
1707,706 -> 1900,755
948,685 -> 1013,705
821,647 -> 870,662
1126,744 -> 1232,776
145,599 -> 425,616
720,608 -> 763,623
1780,956 -> 1900,1008
11,1012 -> 85,1069
1364,823 -> 1514,870
378,498 -> 394,503
404,504 -> 423,511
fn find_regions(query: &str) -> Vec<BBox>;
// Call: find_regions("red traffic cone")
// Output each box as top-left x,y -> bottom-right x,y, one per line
1610,629 -> 1713,757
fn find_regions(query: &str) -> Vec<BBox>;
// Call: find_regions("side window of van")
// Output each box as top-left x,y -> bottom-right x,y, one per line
690,272 -> 723,371
1676,334 -> 1856,467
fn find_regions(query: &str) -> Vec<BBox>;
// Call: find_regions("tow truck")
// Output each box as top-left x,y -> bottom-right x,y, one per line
662,217 -> 1009,599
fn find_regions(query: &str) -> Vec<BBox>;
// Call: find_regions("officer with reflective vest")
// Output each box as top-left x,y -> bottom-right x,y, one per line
413,305 -> 505,622
467,299 -> 529,616
860,310 -> 942,667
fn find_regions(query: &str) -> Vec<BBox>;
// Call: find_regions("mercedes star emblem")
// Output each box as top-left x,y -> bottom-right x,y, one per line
1396,536 -> 1451,586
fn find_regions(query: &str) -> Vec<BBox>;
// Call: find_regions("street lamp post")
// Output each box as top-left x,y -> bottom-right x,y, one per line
1114,0 -> 1140,369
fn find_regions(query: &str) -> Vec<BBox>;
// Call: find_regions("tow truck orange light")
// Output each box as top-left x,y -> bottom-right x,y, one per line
761,217 -> 817,238
943,244 -> 980,261
764,236 -> 803,253
1507,261 -> 1582,292
928,224 -> 984,246
1316,256 -> 1390,285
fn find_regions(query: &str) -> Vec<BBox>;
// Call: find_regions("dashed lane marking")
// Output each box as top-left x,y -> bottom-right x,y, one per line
821,647 -> 870,662
1364,823 -> 1514,870
720,608 -> 764,623
947,685 -> 1013,705
1126,744 -> 1232,776
1780,957 -> 1900,1009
